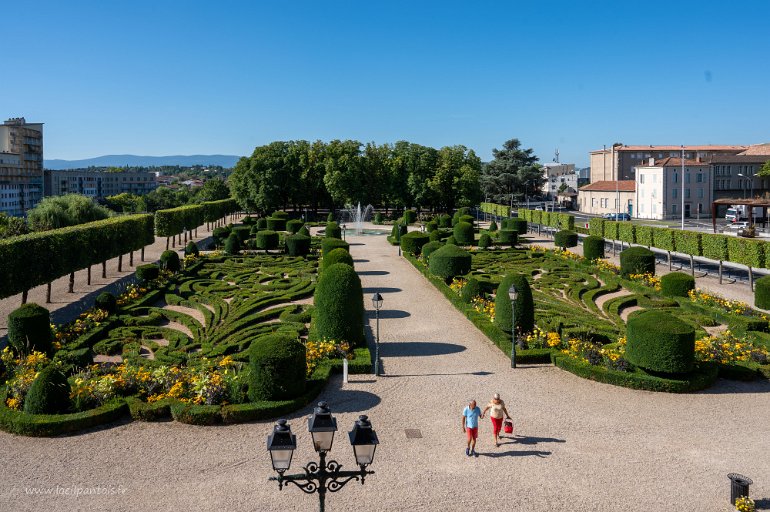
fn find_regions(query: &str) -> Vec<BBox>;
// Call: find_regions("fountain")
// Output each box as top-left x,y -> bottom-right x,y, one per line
342,202 -> 374,235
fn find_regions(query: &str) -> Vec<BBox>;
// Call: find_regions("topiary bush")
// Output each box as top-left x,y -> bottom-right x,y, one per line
266,217 -> 286,232
321,238 -> 349,256
626,310 -> 695,374
489,220 -> 498,232
256,217 -> 268,230
326,221 -> 342,239
7,303 -> 53,356
554,230 -> 578,249
95,292 -> 117,313
421,241 -> 443,261
498,229 -> 518,246
255,230 -> 279,251
231,226 -> 251,243
438,214 -> 452,228
660,272 -> 695,297
404,210 -> 417,224
453,222 -> 475,246
327,212 -> 335,222
286,219 -> 303,234
429,245 -> 471,281
272,210 -> 289,219
429,230 -> 441,242
756,275 -> 770,309
247,333 -> 306,401
426,220 -> 438,233
160,250 -> 181,272
400,232 -> 431,256
460,215 -> 475,226
212,226 -> 231,245
507,218 -> 527,235
582,236 -> 605,261
495,274 -> 534,335
297,225 -> 310,237
224,233 -> 241,255
478,233 -> 492,249
184,241 -> 199,257
461,277 -> 482,304
373,212 -> 383,224
314,263 -> 365,346
136,263 -> 159,282
445,236 -> 457,246
620,246 -> 656,277
323,247 -> 354,270
23,364 -> 71,414
285,234 -> 311,256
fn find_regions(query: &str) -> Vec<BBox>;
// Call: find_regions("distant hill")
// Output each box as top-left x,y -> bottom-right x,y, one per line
45,154 -> 241,170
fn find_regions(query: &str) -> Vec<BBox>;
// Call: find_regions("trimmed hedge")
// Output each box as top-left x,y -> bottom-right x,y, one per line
421,241 -> 443,261
702,233 -> 729,261
453,222 -> 475,246
323,248 -> 354,270
438,214 -> 452,228
326,222 -> 342,239
404,210 -> 417,224
136,264 -> 159,282
554,230 -> 578,249
620,246 -> 655,277
459,214 -> 475,226
660,272 -> 695,297
256,218 -> 267,230
481,202 -> 510,217
478,233 -> 492,249
95,292 -> 117,314
755,275 -> 770,309
314,263 -> 365,346
155,205 -> 204,237
213,226 -> 231,245
266,217 -> 287,232
255,230 -> 279,250
507,218 -> 527,235
400,232 -> 431,256
297,225 -> 310,237
618,222 -> 635,244
321,238 -> 349,255
24,365 -> 71,414
489,220 -> 498,232
429,245 -> 472,281
285,234 -> 311,256
626,310 -> 695,374
635,225 -> 654,247
160,250 -> 181,272
589,218 -> 605,237
202,199 -> 238,223
582,236 -> 605,260
673,230 -> 702,256
248,333 -> 306,401
498,229 -> 518,246
286,219 -> 304,234
184,241 -> 199,257
7,303 -> 52,356
445,236 -> 457,246
461,277 -> 482,304
224,233 -> 241,255
272,210 -> 289,219
727,237 -> 765,268
426,220 -> 438,232
495,274 -> 534,335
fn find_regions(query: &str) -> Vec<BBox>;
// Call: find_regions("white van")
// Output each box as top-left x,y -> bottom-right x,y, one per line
725,207 -> 740,222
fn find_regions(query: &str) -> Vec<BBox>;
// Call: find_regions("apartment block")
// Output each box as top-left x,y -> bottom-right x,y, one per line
0,117 -> 44,216
44,169 -> 158,198
541,162 -> 577,199
634,158 -> 712,220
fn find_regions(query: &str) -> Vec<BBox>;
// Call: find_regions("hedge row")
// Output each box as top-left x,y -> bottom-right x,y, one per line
518,208 -> 575,231
203,199 -> 238,223
0,215 -> 155,299
480,202 -> 510,217
154,204 -> 205,237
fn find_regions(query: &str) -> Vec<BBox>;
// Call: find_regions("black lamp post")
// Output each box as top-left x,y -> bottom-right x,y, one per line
508,284 -> 518,368
268,403 -> 378,512
371,292 -> 383,376
342,224 -> 346,241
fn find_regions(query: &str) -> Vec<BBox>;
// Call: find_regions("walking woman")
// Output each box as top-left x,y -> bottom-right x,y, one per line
481,393 -> 512,447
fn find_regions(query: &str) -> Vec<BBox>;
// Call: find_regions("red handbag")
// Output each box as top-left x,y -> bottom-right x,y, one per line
503,419 -> 514,434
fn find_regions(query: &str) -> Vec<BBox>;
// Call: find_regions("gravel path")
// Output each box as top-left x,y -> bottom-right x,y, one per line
0,224 -> 768,511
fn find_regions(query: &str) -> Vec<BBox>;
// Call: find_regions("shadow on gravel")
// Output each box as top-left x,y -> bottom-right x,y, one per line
347,242 -> 365,246
380,341 -> 466,357
753,498 -> 770,510
320,389 -> 382,413
49,273 -> 139,325
357,270 -> 389,276
479,450 -> 551,458
353,259 -> 370,263
502,435 -> 566,446
366,309 -> 410,319
362,287 -> 402,294
383,371 -> 492,378
696,379 -> 770,395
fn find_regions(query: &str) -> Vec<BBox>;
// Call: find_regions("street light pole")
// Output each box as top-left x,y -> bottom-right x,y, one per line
508,284 -> 518,369
371,293 -> 383,376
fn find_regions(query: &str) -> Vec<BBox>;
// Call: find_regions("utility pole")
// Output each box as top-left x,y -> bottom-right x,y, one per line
681,145 -> 685,230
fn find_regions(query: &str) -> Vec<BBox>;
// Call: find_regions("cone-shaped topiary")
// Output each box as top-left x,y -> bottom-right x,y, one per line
286,219 -> 304,234
298,225 -> 310,237
620,246 -> 656,277
495,274 -> 534,336
489,220 -> 498,232
7,303 -> 53,356
756,275 -> 770,309
136,264 -> 159,283
582,236 -> 605,261
453,222 -> 475,246
554,230 -> 578,249
626,310 -> 694,374
184,241 -> 200,257
323,247 -> 354,270
224,233 -> 241,255
321,238 -> 349,256
326,222 -> 342,239
285,234 -> 311,256
478,233 -> 492,249
429,244 -> 471,281
660,272 -> 696,297
95,292 -> 117,314
498,229 -> 518,246
404,210 -> 417,224
255,230 -> 279,250
461,277 -> 482,304
248,333 -> 306,401
160,250 -> 181,272
421,240 -> 443,261
400,232 -> 431,256
314,263 -> 365,346
23,364 -> 71,414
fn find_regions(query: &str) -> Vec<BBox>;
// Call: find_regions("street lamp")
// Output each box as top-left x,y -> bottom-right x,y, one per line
738,173 -> 754,199
268,403 -> 378,512
371,292 -> 383,376
342,224 -> 346,241
508,284 -> 518,369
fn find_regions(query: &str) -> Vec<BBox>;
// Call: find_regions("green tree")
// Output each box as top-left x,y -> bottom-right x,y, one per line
323,139 -> 364,206
27,194 -> 112,231
195,178 -> 230,202
430,146 -> 481,212
480,139 -> 540,203
0,213 -> 29,239
757,160 -> 770,177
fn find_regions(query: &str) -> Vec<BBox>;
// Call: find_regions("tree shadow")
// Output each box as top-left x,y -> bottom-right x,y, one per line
361,287 -> 402,294
366,309 -> 410,319
696,379 -> 770,395
314,389 -> 382,413
49,273 -> 140,325
479,450 -> 551,458
754,498 -> 770,510
384,371 -> 493,377
357,270 -> 389,276
380,341 -> 466,357
353,259 -> 370,263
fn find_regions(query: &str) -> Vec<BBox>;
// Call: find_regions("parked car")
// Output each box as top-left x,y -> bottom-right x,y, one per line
604,213 -> 631,221
725,222 -> 750,230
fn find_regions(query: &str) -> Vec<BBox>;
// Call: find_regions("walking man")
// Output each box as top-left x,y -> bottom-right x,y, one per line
462,399 -> 482,457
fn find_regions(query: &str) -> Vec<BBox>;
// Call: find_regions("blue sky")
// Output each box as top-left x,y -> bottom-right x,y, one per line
3,0 -> 769,166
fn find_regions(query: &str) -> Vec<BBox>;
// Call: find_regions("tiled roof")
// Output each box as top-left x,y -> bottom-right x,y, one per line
709,154 -> 770,163
591,145 -> 746,154
738,143 -> 770,156
579,180 -> 635,192
647,158 -> 709,167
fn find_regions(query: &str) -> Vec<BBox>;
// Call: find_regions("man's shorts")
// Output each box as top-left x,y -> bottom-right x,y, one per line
466,426 -> 478,441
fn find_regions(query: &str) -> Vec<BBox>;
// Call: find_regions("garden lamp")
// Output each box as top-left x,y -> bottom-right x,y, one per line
508,284 -> 518,368
308,401 -> 337,453
348,415 -> 379,467
267,419 -> 297,473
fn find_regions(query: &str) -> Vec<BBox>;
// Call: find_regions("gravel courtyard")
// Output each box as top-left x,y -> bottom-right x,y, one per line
0,227 -> 767,512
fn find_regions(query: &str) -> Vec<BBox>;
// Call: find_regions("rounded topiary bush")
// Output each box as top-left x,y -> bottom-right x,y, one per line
212,226 -> 231,245
314,263 -> 365,346
266,217 -> 286,232
321,238 -> 349,256
756,275 -> 770,309
23,364 -> 71,414
507,218 -> 527,235
461,277 -> 482,304
426,220 -> 438,233
404,210 -> 417,224
453,222 -> 475,246
248,333 -> 306,401
285,234 -> 311,256
326,221 -> 342,239
620,246 -> 656,277
256,217 -> 268,230
95,292 -> 117,313
429,245 -> 472,281
136,263 -> 159,282
297,225 -> 310,237
160,250 -> 181,272
249,225 -> 261,236
478,233 -> 492,249
495,274 -> 534,335
323,247 -> 354,270
421,241 -> 443,261
489,220 -> 498,232
582,236 -> 605,261
391,223 -> 408,239
272,210 -> 289,219
184,241 -> 199,257
438,214 -> 452,228
429,230 -> 441,242
7,303 -> 52,356
554,230 -> 578,249
400,232 -> 431,256
224,233 -> 241,255
255,230 -> 279,250
286,219 -> 304,234
460,214 -> 475,226
498,229 -> 518,246
445,236 -> 457,246
242,215 -> 257,225
626,310 -> 695,374
661,272 -> 696,298
373,212 -> 383,224
327,212 -> 335,222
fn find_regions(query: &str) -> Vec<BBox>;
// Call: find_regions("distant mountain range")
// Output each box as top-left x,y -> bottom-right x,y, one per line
45,154 -> 241,170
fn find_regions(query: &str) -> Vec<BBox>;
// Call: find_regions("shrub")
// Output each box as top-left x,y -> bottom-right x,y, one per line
327,212 -> 335,222
373,212 -> 383,224
451,212 -> 461,226
184,241 -> 199,257
635,225 -> 654,247
452,222 -> 474,246
426,220 -> 438,233
272,210 -> 289,219
507,218 -> 527,235
314,263 -> 365,346
755,275 -> 770,309
95,292 -> 117,313
255,230 -> 279,250
297,225 -> 310,237
285,234 -> 311,256
256,218 -> 267,230
321,238 -> 349,256
286,219 -> 303,234
212,226 -> 231,245
400,232 -> 431,256
459,214 -> 475,226
438,214 -> 452,228
429,245 -> 471,281
323,248 -> 354,270
626,310 -> 695,374
498,229 -> 518,246
582,236 -> 605,260
461,277 -> 482,303
404,210 -> 417,224
326,221 -> 342,239
7,303 -> 53,356
618,222 -> 635,244
421,241 -> 443,261
478,233 -> 492,249
673,230 -> 702,256
242,215 -> 257,226
224,233 -> 241,255
266,217 -> 286,232
660,272 -> 695,297
554,230 -> 578,249
495,274 -> 534,335
230,226 -> 250,244
160,250 -> 181,272
248,333 -> 306,401
620,246 -> 655,277
429,230 -> 441,242
23,365 -> 72,414
136,263 -> 159,282
445,236 -> 457,246
489,220 -> 498,232
589,218 -> 605,237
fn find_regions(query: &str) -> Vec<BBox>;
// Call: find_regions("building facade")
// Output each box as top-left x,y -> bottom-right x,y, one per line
541,162 -> 577,199
44,169 -> 158,198
634,158 -> 712,220
0,117 -> 44,216
577,180 -> 635,216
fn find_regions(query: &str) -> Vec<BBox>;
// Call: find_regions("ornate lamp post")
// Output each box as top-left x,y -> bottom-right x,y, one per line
268,403 -> 379,512
342,224 -> 346,241
508,284 -> 518,368
371,292 -> 383,376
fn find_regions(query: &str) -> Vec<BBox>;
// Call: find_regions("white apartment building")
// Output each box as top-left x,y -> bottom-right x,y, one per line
634,158 -> 712,220
541,162 -> 577,199
0,117 -> 44,216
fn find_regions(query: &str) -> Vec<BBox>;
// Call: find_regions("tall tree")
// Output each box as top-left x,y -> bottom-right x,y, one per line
480,139 -> 541,203
323,140 -> 364,206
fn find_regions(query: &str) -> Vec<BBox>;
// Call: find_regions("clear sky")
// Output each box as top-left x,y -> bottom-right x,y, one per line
3,0 -> 769,166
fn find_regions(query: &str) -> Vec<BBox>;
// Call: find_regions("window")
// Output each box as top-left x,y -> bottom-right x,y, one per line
673,173 -> 678,183
698,189 -> 704,199
673,188 -> 677,198
697,173 -> 703,183
685,189 -> 690,198
672,204 -> 677,214
640,174 -> 645,184
685,173 -> 690,184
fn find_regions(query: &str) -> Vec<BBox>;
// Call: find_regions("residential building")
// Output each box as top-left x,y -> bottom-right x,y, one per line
634,158 -> 712,220
0,117 -> 44,216
43,169 -> 158,198
708,144 -> 770,213
577,180 -> 635,216
541,162 -> 577,199
589,145 -> 746,183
